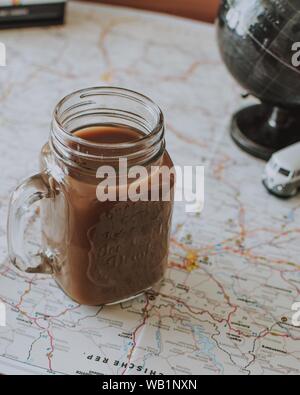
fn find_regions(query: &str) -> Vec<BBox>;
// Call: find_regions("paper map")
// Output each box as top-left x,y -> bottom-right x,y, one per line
0,2 -> 299,375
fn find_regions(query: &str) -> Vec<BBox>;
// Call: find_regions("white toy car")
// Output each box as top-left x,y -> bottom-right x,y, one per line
262,143 -> 300,198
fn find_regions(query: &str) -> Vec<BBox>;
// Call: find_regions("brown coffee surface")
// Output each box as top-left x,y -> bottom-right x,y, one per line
41,125 -> 174,305
74,125 -> 143,144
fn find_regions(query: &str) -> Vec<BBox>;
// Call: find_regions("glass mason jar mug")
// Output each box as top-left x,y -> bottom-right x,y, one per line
7,87 -> 175,306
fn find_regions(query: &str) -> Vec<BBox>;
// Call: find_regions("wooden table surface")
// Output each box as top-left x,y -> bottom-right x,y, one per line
79,0 -> 220,22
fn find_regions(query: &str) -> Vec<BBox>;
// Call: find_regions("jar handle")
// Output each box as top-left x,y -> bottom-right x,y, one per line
7,172 -> 58,274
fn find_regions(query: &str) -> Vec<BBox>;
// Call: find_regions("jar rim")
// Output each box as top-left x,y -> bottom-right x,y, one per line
52,86 -> 165,151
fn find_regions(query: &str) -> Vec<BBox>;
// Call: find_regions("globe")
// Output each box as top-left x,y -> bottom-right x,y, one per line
217,0 -> 300,160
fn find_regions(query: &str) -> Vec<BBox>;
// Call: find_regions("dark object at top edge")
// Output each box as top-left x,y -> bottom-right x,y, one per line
0,2 -> 66,29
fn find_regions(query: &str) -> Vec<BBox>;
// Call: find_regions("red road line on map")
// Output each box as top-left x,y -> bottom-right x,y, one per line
47,329 -> 54,371
121,294 -> 150,375
222,246 -> 300,270
205,269 -> 235,308
161,292 -> 300,341
173,227 -> 300,260
226,305 -> 238,325
279,270 -> 300,295
0,266 -> 10,276
169,234 -> 300,341
167,123 -> 208,148
156,291 -> 249,337
254,326 -> 300,342
51,304 -> 81,318
213,154 -> 232,180
15,276 -> 36,310
0,294 -> 82,371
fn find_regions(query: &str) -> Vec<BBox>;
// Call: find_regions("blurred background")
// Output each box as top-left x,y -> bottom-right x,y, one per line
79,0 -> 220,22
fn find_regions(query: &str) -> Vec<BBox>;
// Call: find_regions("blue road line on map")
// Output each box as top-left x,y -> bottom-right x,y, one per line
131,326 -> 162,371
27,331 -> 44,361
287,209 -> 295,223
186,323 -> 224,375
155,326 -> 162,354
215,244 -> 223,252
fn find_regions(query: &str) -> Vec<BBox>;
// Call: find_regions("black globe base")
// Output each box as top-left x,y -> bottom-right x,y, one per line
231,104 -> 300,161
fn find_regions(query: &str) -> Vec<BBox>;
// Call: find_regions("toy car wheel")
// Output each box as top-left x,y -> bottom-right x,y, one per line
289,188 -> 298,198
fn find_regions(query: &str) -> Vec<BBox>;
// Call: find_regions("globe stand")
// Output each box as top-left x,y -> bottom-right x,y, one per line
231,104 -> 300,161
231,104 -> 300,160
